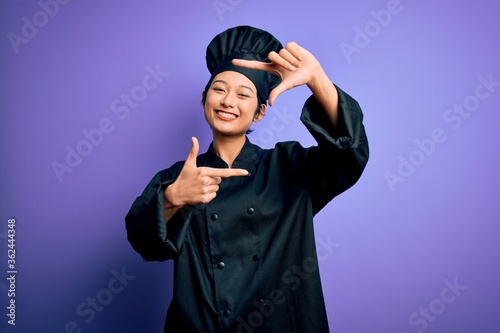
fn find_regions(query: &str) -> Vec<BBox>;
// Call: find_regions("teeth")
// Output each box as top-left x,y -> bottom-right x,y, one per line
218,111 -> 237,119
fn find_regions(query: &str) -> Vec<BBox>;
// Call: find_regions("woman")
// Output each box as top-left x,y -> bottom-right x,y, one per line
126,26 -> 369,332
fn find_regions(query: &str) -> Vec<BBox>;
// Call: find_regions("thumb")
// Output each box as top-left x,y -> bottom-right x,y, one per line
185,137 -> 199,167
268,87 -> 282,106
268,80 -> 293,106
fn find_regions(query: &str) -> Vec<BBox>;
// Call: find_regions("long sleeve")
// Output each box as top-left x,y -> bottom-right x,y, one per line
125,162 -> 193,261
123,84 -> 368,332
300,84 -> 369,214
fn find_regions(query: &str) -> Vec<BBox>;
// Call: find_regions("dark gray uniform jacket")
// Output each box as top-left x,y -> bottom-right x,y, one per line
126,86 -> 369,333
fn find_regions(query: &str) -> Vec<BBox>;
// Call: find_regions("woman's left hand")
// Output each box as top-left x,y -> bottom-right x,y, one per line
232,42 -> 324,106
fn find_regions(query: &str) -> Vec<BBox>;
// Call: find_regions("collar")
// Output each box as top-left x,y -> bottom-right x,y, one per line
202,137 -> 260,175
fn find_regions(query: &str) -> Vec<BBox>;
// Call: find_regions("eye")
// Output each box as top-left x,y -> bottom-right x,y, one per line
212,87 -> 225,92
238,93 -> 249,98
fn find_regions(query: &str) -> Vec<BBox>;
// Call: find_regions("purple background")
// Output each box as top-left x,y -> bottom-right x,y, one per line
1,0 -> 499,332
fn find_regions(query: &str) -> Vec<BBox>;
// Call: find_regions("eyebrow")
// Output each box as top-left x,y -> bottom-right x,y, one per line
211,79 -> 255,94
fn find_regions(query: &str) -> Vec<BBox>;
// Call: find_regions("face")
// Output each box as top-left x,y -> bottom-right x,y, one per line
203,71 -> 266,137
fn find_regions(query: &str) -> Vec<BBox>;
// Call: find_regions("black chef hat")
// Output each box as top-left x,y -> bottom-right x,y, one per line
205,26 -> 283,105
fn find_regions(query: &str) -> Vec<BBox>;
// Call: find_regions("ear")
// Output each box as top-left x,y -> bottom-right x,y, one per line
253,104 -> 267,122
201,91 -> 206,105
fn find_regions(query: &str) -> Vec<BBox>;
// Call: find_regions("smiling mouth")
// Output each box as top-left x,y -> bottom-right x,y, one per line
216,110 -> 238,120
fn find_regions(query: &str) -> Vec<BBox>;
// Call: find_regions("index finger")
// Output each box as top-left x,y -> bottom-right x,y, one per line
202,167 -> 250,178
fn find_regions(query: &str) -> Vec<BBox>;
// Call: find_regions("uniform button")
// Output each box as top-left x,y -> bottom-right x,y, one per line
217,262 -> 225,269
247,207 -> 255,215
257,298 -> 265,305
252,254 -> 260,262
211,213 -> 219,221
222,309 -> 231,317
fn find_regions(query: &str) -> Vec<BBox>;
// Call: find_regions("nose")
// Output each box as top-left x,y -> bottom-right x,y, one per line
221,92 -> 235,108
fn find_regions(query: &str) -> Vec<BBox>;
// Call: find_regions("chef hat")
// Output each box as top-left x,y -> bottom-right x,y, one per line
204,26 -> 283,105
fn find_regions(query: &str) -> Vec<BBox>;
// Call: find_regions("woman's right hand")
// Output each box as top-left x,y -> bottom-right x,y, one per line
163,137 -> 249,222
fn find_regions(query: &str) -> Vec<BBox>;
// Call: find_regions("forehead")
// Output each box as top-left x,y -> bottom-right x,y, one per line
211,71 -> 257,91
